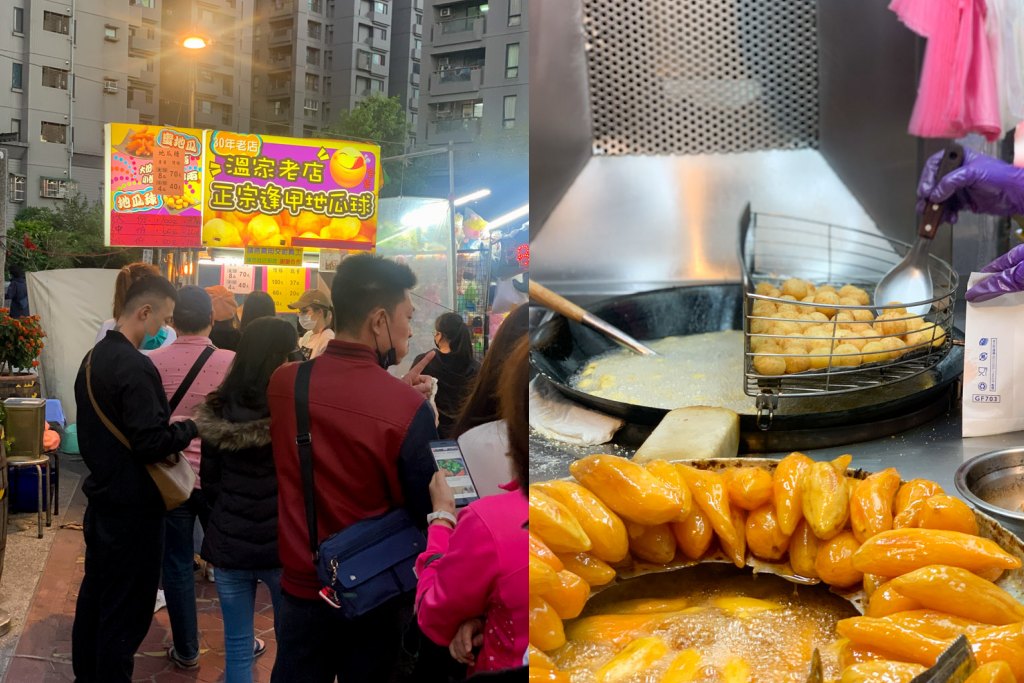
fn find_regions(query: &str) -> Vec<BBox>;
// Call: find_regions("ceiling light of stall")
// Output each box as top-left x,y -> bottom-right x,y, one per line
453,189 -> 491,207
484,204 -> 529,233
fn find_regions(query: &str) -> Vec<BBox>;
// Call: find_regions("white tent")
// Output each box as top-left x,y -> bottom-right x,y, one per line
27,269 -> 118,424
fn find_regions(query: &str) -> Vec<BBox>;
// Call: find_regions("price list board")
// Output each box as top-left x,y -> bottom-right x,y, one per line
264,267 -> 310,313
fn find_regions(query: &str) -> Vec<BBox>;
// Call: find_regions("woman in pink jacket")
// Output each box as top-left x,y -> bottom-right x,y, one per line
415,339 -> 529,675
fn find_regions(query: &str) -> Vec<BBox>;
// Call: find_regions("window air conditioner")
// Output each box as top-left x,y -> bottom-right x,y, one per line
104,82 -> 119,93
439,7 -> 451,17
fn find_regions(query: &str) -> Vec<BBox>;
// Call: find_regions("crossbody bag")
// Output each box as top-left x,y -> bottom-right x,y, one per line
85,345 -> 214,510
294,359 -> 426,619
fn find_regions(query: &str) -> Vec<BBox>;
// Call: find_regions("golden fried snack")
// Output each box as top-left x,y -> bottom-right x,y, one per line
852,529 -> 1021,576
529,487 -> 592,554
535,480 -> 629,562
890,566 -> 1024,625
570,455 -> 686,525
849,468 -> 901,543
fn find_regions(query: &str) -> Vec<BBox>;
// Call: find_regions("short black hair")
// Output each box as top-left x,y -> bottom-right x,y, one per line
331,254 -> 417,334
122,274 -> 177,316
173,286 -> 214,334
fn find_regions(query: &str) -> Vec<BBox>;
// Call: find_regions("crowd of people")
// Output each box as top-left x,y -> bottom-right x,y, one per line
69,253 -> 527,683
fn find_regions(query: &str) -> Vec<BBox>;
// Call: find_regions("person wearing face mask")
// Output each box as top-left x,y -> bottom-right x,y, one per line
72,275 -> 199,683
287,289 -> 336,360
96,263 -> 177,354
266,254 -> 438,683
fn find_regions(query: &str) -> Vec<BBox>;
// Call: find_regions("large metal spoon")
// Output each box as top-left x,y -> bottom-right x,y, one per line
875,144 -> 965,316
529,280 -> 658,356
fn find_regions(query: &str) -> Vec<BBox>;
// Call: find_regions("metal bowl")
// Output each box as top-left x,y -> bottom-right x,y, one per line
955,448 -> 1024,541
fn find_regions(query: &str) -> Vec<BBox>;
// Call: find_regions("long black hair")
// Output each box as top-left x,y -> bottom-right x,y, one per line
240,291 -> 276,330
210,317 -> 298,416
451,304 -> 528,438
435,312 -> 473,367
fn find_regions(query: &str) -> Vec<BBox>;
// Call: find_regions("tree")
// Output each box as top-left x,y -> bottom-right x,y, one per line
7,194 -> 139,274
329,95 -> 415,197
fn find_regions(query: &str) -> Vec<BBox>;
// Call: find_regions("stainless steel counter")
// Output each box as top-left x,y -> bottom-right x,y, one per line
530,405 -> 1024,499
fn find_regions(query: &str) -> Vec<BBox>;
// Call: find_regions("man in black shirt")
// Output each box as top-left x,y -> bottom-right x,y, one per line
71,275 -> 198,683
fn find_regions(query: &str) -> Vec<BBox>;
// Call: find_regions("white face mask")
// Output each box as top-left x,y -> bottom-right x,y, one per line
298,314 -> 316,330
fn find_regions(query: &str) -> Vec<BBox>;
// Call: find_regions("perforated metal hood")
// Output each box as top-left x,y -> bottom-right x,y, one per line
529,0 -> 998,299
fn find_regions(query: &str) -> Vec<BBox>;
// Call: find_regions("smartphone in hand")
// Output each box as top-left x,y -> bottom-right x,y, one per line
429,440 -> 480,508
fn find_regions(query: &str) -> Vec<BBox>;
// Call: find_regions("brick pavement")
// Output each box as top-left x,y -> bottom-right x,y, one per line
3,480 -> 276,682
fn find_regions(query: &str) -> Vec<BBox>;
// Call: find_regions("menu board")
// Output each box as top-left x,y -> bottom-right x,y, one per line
202,131 -> 380,251
264,267 -> 310,313
105,123 -> 203,247
221,264 -> 255,294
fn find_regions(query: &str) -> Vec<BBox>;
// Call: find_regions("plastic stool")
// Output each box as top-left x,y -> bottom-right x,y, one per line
8,455 -> 51,538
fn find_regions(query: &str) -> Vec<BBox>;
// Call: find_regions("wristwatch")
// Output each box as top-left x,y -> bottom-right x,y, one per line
426,510 -> 457,527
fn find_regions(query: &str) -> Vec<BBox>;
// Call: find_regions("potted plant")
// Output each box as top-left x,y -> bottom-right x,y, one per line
0,309 -> 45,399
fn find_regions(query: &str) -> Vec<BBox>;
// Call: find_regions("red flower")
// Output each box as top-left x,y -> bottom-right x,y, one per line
31,361 -> 38,367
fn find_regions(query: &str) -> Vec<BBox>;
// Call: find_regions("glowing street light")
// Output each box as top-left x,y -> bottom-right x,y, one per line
182,35 -> 208,50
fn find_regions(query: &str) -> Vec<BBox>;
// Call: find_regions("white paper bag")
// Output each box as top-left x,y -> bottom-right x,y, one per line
962,272 -> 1024,437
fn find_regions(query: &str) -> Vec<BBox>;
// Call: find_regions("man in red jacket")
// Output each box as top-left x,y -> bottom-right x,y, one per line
267,254 -> 438,683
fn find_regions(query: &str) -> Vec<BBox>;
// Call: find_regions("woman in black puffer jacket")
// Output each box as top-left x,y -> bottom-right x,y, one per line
195,317 -> 298,683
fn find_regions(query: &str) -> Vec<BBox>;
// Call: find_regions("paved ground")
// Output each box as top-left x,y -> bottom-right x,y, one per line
0,455 -> 277,682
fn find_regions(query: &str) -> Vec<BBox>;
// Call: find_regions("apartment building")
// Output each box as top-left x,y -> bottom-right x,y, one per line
416,0 -> 527,150
159,0 -> 254,133
250,0 -> 402,139
1,0 -> 164,212
390,0 -> 424,148
1,0 -> 251,216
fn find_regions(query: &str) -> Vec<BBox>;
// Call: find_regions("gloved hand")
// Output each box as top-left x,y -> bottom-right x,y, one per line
917,148 -> 1024,224
966,243 -> 1024,302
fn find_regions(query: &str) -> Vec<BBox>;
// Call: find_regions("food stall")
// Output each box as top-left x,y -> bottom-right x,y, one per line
527,0 -> 1024,680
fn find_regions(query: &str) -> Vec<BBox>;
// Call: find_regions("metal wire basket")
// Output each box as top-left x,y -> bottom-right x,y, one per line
739,207 -> 958,422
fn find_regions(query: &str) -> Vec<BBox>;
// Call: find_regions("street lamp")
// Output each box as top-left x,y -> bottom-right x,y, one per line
181,34 -> 209,129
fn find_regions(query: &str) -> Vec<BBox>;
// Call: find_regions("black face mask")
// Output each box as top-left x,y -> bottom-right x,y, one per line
376,316 -> 397,369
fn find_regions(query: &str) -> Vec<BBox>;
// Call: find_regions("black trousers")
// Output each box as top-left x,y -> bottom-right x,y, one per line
270,591 -> 404,683
72,504 -> 164,683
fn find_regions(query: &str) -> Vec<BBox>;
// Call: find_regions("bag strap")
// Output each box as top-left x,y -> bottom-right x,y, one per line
168,346 -> 216,413
294,360 -> 320,561
85,350 -> 131,450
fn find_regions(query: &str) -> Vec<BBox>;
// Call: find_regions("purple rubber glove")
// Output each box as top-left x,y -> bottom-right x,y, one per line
966,243 -> 1024,302
916,148 -> 1024,224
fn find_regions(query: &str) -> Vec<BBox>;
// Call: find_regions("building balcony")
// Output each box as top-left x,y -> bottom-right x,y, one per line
413,23 -> 422,36
268,54 -> 293,69
266,80 -> 292,97
128,32 -> 159,54
128,98 -> 159,118
411,47 -> 421,61
268,0 -> 294,17
269,27 -> 294,46
428,117 -> 481,143
265,108 -> 292,123
428,66 -> 482,96
431,16 -> 484,46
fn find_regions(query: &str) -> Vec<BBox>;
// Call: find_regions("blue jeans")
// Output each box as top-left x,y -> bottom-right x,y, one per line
216,567 -> 282,683
162,490 -> 208,660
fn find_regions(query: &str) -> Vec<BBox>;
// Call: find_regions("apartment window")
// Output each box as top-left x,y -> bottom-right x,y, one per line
42,66 -> 69,90
370,79 -> 384,93
9,174 -> 25,203
375,27 -> 386,40
40,122 -> 68,144
104,25 -> 119,41
308,21 -> 321,39
146,59 -> 154,72
11,63 -> 22,90
323,106 -> 331,123
372,52 -> 385,66
306,47 -> 320,66
323,77 -> 331,95
414,38 -> 422,50
410,112 -> 417,126
305,73 -> 320,91
198,99 -> 212,114
146,23 -> 155,39
325,25 -> 333,42
130,0 -> 155,7
503,95 -> 516,128
505,43 -> 519,79
358,24 -> 371,42
223,76 -> 233,96
13,7 -> 24,34
273,100 -> 286,115
10,119 -> 21,140
308,0 -> 322,13
374,1 -> 388,14
508,0 -> 521,26
303,98 -> 319,114
43,11 -> 69,35
325,51 -> 333,69
360,0 -> 372,15
356,76 -> 370,95
40,177 -> 72,199
411,86 -> 419,101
